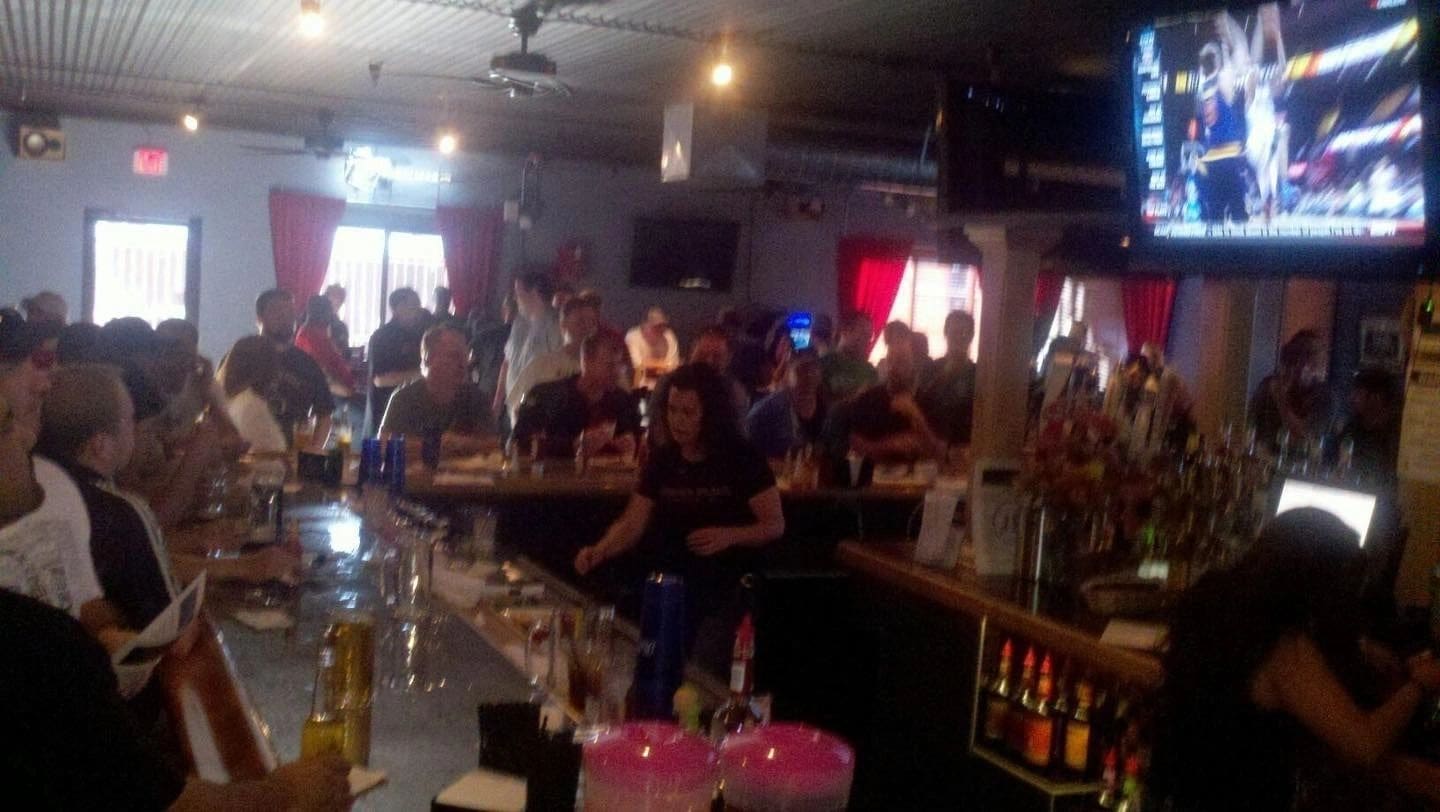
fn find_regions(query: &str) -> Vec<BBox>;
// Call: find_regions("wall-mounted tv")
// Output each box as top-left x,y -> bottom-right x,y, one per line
628,217 -> 740,292
1130,0 -> 1429,249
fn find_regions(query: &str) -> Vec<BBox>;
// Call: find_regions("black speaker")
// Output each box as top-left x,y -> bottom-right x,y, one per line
935,80 -> 1008,214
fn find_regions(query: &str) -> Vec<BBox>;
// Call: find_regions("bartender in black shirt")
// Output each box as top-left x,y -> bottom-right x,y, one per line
252,289 -> 334,451
512,332 -> 640,460
575,363 -> 784,660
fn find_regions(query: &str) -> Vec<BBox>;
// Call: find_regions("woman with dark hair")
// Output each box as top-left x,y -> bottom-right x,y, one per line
294,295 -> 355,397
221,335 -> 286,454
1151,508 -> 1440,811
575,363 -> 784,660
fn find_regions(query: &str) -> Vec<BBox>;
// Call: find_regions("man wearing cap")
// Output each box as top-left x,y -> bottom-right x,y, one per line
625,306 -> 680,390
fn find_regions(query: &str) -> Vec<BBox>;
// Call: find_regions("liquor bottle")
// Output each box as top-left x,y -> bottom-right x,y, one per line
1112,754 -> 1143,812
981,639 -> 1015,746
709,613 -> 763,743
1022,653 -> 1055,769
1048,667 -> 1071,777
1064,679 -> 1094,778
1006,646 -> 1037,756
1095,746 -> 1120,810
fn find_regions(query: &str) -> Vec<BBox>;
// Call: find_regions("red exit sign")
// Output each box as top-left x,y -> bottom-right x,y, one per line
132,146 -> 169,176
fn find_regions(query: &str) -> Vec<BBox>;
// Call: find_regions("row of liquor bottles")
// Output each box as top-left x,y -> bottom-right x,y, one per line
978,638 -> 1148,810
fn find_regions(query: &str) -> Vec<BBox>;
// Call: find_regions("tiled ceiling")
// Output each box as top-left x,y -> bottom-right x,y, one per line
0,0 -> 1154,162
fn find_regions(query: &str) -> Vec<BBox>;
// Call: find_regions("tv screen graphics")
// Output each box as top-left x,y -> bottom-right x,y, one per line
1131,0 -> 1427,246
628,217 -> 741,292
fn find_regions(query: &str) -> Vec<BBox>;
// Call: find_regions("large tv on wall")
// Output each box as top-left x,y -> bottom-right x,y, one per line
628,217 -> 740,292
1127,0 -> 1436,270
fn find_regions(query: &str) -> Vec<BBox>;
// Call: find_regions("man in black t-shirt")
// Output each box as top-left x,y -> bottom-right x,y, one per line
826,329 -> 945,463
513,333 -> 640,460
916,310 -> 977,446
367,287 -> 427,436
0,588 -> 352,811
251,289 -> 334,450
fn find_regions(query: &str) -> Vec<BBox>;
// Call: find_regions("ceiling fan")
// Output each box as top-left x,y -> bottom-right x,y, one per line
239,109 -> 347,158
371,1 -> 605,99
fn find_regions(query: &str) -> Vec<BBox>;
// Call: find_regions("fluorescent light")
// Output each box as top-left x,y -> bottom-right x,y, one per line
437,131 -> 458,155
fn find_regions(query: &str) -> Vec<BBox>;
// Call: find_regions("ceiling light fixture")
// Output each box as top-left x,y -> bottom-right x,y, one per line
710,61 -> 734,87
299,0 -> 325,38
437,131 -> 459,155
181,111 -> 200,132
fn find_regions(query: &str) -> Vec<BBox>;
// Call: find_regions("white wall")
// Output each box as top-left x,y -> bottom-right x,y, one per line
0,114 -> 934,360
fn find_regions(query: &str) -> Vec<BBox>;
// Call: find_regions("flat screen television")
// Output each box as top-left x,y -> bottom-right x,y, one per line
628,217 -> 740,292
1128,0 -> 1432,257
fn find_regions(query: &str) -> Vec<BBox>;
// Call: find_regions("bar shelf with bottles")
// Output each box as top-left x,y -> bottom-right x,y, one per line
969,618 -> 1151,809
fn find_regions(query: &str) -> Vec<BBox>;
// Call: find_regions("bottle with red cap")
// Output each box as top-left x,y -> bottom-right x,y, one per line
709,613 -> 763,744
1006,646 -> 1038,756
981,639 -> 1015,746
1021,653 -> 1056,769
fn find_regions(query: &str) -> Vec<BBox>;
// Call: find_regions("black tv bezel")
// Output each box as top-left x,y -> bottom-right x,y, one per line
627,215 -> 741,293
1121,0 -> 1439,278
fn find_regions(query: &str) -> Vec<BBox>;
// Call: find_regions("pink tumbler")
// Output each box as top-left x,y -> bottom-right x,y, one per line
582,723 -> 718,811
718,724 -> 855,811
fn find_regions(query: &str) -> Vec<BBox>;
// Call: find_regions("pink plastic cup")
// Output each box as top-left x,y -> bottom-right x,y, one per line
582,723 -> 717,811
718,724 -> 855,811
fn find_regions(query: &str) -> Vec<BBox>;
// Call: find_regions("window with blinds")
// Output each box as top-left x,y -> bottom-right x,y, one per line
86,217 -> 199,327
323,226 -> 447,351
868,259 -> 982,364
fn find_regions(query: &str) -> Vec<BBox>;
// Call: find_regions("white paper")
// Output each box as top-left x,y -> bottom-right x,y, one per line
112,573 -> 206,697
1100,619 -> 1168,652
434,768 -> 526,812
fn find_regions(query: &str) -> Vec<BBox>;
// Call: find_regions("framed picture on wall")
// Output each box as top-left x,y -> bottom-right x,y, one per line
1359,317 -> 1403,371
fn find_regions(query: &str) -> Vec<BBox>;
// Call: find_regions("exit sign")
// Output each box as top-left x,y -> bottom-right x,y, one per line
132,146 -> 169,176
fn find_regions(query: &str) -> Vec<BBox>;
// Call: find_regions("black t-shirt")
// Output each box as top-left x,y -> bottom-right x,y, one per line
846,385 -> 913,441
636,442 -> 775,585
0,588 -> 186,810
62,461 -> 175,631
273,344 -> 336,431
369,320 -> 424,378
917,359 -> 976,445
512,376 -> 642,459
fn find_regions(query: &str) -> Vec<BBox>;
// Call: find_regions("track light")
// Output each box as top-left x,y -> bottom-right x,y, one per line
181,112 -> 200,132
437,131 -> 459,155
299,0 -> 324,38
710,61 -> 734,88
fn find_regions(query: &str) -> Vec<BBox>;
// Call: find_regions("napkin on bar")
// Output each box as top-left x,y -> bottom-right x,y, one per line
349,766 -> 387,797
432,768 -> 526,812
231,609 -> 295,631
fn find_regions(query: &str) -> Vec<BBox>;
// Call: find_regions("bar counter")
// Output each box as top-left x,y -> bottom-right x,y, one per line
836,541 -> 1163,690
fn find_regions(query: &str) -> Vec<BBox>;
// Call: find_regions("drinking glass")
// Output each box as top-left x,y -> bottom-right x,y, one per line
523,612 -> 556,695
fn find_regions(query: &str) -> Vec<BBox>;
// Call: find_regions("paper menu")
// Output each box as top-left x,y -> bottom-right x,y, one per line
112,573 -> 206,698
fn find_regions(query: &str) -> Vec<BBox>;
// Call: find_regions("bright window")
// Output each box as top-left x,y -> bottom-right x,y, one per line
87,218 -> 196,326
1036,278 -> 1111,389
322,227 -> 447,351
869,259 -> 981,365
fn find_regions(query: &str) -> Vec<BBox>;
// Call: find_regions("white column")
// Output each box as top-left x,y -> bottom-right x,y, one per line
967,224 -> 1040,461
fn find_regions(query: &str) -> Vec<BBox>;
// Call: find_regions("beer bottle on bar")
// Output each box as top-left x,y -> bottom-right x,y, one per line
1022,653 -> 1055,769
300,644 -> 346,759
981,639 -> 1014,745
1064,679 -> 1094,778
1006,646 -> 1037,756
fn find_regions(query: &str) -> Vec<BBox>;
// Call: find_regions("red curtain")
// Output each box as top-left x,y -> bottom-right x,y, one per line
1121,276 -> 1177,355
836,235 -> 913,353
436,205 -> 504,317
269,189 -> 346,302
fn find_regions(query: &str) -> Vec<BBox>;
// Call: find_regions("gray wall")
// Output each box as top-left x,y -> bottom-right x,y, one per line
0,115 -> 933,361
